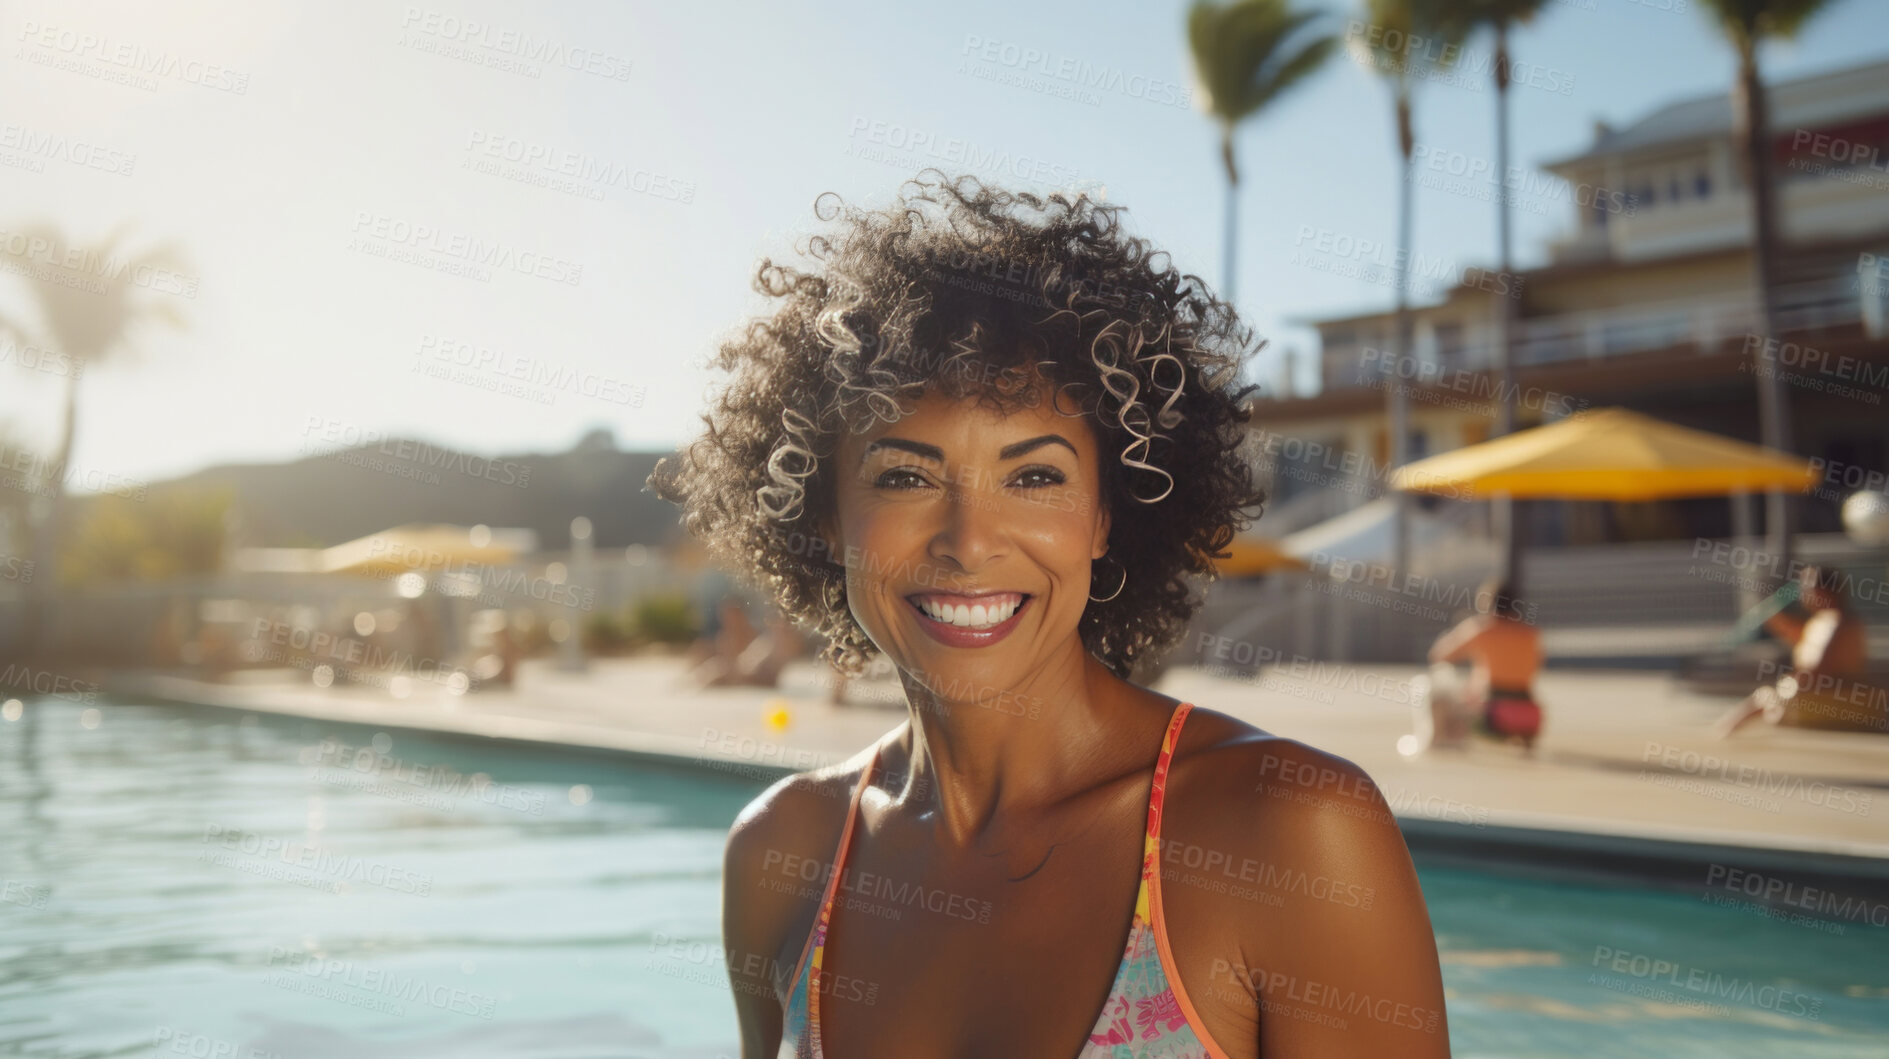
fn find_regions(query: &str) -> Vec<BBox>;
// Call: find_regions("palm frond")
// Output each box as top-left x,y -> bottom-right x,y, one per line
0,221 -> 192,368
1188,0 -> 1338,125
1692,0 -> 1836,48
1425,0 -> 1554,28
1355,0 -> 1474,87
1244,34 -> 1339,114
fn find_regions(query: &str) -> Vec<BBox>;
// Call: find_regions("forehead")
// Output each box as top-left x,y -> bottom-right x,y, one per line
843,385 -> 1100,459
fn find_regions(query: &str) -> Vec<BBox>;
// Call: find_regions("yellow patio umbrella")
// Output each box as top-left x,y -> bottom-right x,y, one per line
1211,533 -> 1310,577
1387,408 -> 1818,501
323,523 -> 535,576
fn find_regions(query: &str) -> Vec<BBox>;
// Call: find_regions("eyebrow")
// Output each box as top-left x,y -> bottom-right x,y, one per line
860,434 -> 1078,466
999,434 -> 1079,460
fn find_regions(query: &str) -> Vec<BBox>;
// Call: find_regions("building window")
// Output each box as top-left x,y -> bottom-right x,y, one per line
1435,322 -> 1463,362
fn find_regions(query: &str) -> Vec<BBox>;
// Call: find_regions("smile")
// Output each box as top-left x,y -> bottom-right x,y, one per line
904,591 -> 1031,647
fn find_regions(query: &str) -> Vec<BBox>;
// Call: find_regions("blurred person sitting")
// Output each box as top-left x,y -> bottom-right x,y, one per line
470,615 -> 521,689
1715,565 -> 1881,736
1427,578 -> 1544,751
695,608 -> 804,689
685,565 -> 760,666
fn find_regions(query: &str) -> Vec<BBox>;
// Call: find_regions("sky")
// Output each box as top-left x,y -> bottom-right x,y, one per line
1,0 -> 1886,490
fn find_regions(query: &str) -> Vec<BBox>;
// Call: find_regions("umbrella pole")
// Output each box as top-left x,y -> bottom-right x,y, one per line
1496,494 -> 1519,592
1731,488 -> 1758,615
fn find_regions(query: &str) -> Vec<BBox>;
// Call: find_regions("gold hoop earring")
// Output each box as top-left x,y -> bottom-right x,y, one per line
1089,554 -> 1126,603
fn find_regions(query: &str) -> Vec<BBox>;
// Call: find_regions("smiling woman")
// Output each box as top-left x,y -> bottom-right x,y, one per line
647,171 -> 1449,1058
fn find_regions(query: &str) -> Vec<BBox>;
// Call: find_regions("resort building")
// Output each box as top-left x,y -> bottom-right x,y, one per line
1208,58 -> 1889,663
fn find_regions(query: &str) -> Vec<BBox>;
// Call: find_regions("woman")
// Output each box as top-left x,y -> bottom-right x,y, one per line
650,173 -> 1448,1057
1715,565 -> 1881,736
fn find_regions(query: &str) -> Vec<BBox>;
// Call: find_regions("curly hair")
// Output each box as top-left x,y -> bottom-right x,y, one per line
648,171 -> 1268,680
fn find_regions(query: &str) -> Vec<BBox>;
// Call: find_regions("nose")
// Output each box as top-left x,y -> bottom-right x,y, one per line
927,473 -> 1010,573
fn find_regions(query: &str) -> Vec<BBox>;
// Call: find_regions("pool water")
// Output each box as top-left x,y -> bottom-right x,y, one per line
2,699 -> 1885,1058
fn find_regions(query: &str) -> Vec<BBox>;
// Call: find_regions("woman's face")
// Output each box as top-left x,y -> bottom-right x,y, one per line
822,385 -> 1111,698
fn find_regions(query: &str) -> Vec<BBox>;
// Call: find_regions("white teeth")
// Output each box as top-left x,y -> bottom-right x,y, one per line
916,595 -> 1021,628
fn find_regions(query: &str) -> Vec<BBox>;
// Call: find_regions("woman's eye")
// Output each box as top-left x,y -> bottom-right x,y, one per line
874,467 -> 930,489
1014,466 -> 1067,488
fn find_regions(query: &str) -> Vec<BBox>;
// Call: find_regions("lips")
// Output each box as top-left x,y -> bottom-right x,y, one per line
904,590 -> 1032,648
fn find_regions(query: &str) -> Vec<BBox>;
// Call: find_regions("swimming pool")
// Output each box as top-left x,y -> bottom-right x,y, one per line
2,698 -> 1884,1057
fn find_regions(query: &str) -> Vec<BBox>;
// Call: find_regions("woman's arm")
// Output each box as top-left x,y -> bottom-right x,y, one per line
721,772 -> 851,1058
719,761 -> 877,1057
1428,616 -> 1485,665
722,791 -> 791,1058
1762,606 -> 1808,645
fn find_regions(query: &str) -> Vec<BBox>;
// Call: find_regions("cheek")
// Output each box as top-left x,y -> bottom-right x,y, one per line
1020,483 -> 1105,537
1011,502 -> 1106,582
1014,502 -> 1094,546
837,503 -> 929,602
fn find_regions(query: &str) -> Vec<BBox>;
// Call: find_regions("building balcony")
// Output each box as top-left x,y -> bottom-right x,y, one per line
1319,274 -> 1880,390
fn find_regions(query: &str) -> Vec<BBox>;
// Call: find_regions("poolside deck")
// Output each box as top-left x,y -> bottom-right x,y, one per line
107,656 -> 1889,880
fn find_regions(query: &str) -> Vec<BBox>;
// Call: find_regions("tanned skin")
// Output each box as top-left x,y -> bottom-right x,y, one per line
723,384 -> 1450,1057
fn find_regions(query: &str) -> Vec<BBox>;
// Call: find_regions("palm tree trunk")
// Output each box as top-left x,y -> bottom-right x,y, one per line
21,370 -> 78,661
1221,129 -> 1240,299
1492,21 -> 1521,592
1391,95 -> 1414,580
1738,41 -> 1794,577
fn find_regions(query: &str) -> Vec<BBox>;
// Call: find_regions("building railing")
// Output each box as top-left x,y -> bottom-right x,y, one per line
1319,274 -> 1877,390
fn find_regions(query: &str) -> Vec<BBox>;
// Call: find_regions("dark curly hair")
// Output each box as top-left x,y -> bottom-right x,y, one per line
648,171 -> 1268,680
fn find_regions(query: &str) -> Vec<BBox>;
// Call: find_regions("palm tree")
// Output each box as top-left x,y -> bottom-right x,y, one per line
1431,0 -> 1548,591
0,221 -> 190,660
1351,0 -> 1467,579
1443,0 -> 1549,424
1187,0 -> 1337,304
1695,0 -> 1834,575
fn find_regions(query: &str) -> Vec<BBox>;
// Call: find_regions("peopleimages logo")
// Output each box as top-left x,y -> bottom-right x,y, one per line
1703,864 -> 1889,928
0,122 -> 136,176
463,130 -> 694,204
845,117 -> 1091,193
957,34 -> 1193,109
1589,945 -> 1823,1020
1343,21 -> 1577,95
15,20 -> 252,93
300,417 -> 532,487
1408,143 -> 1635,217
263,946 -> 498,1019
0,228 -> 198,298
1640,741 -> 1872,815
416,333 -> 645,406
347,212 -> 584,287
396,8 -> 632,81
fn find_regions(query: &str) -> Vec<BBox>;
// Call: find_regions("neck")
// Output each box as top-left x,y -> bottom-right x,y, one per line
888,644 -> 1147,851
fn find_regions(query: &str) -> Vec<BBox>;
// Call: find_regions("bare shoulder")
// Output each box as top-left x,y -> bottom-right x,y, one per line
727,747 -> 879,861
721,741 -> 886,1004
724,739 -> 887,907
1168,706 -> 1408,859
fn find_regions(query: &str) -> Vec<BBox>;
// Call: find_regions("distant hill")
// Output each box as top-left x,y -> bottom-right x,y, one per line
140,427 -> 690,550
